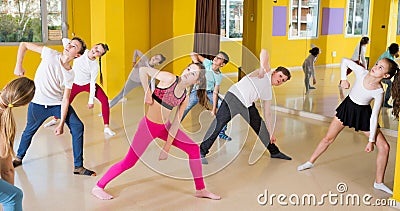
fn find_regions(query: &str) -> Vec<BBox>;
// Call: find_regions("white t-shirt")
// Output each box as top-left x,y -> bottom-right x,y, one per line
32,47 -> 74,105
228,71 -> 273,108
341,58 -> 383,142
72,49 -> 99,104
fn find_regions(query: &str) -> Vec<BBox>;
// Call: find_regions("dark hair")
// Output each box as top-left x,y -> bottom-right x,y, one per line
309,47 -> 320,56
388,43 -> 399,55
156,54 -> 166,64
275,66 -> 291,80
0,77 -> 35,158
189,63 -> 209,109
97,43 -> 109,86
218,51 -> 230,64
71,37 -> 87,55
388,58 -> 400,118
360,37 -> 369,45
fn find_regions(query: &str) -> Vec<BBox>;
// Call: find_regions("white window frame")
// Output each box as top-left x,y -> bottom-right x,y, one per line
345,0 -> 370,37
221,0 -> 243,41
0,0 -> 67,46
289,0 -> 320,40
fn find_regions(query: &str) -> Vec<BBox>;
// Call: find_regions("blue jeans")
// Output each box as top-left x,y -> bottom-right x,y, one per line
16,103 -> 85,167
181,90 -> 228,133
0,179 -> 23,211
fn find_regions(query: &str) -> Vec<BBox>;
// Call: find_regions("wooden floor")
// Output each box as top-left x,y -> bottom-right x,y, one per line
7,66 -> 399,210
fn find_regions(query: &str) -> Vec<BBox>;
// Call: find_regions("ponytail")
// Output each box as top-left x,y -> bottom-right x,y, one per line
98,57 -> 103,86
391,67 -> 400,119
0,107 -> 16,158
191,63 -> 209,109
0,77 -> 35,158
96,43 -> 109,86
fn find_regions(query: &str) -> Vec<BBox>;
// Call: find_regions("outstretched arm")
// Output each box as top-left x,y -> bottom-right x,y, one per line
159,97 -> 189,160
55,88 -> 71,135
249,49 -> 270,78
139,67 -> 175,104
262,100 -> 276,144
190,52 -> 206,63
14,42 -> 43,76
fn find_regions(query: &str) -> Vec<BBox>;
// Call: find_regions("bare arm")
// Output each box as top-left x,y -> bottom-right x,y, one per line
55,88 -> 71,135
211,85 -> 220,115
262,100 -> 276,143
190,52 -> 206,63
139,67 -> 175,104
0,155 -> 14,185
14,42 -> 44,76
159,97 -> 189,160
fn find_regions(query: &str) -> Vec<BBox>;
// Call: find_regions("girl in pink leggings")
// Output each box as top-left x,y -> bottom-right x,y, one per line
44,39 -> 116,136
92,62 -> 220,200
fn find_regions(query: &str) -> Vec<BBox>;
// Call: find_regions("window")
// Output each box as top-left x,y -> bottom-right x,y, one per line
346,0 -> 370,36
289,0 -> 320,39
221,0 -> 243,40
0,0 -> 67,44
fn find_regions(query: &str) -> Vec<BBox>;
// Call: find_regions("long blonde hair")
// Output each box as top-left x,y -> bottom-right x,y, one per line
0,77 -> 35,158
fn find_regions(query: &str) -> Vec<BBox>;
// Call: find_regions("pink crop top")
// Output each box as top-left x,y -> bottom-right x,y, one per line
152,76 -> 186,110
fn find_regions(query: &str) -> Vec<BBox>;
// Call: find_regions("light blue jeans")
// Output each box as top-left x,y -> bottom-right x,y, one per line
0,179 -> 23,211
181,90 -> 228,134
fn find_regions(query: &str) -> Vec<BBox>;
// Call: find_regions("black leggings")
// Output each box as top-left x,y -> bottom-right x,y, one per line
200,92 -> 280,155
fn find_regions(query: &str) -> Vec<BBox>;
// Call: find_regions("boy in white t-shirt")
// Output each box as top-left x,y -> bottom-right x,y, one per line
12,38 -> 96,176
200,49 -> 292,164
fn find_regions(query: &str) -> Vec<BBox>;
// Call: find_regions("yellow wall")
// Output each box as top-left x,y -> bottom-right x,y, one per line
242,0 -> 381,69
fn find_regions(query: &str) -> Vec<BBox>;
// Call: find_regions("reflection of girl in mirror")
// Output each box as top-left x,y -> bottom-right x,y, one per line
348,36 -> 369,75
298,57 -> 400,195
302,47 -> 320,94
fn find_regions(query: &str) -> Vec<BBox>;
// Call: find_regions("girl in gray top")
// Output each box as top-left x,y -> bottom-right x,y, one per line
109,50 -> 166,108
302,47 -> 320,94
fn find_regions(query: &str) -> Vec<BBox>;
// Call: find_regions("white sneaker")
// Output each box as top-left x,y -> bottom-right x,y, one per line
104,128 -> 116,136
44,119 -> 58,128
120,98 -> 127,103
98,113 -> 103,117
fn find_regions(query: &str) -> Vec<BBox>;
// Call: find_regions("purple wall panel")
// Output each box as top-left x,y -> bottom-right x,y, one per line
321,8 -> 344,35
272,6 -> 287,36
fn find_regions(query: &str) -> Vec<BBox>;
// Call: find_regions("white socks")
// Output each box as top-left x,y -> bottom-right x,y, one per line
374,182 -> 393,195
91,186 -> 113,200
297,161 -> 313,171
44,119 -> 58,128
104,127 -> 116,136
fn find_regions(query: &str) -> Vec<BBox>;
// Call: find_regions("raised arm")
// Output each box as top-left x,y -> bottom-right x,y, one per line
190,52 -> 206,63
249,49 -> 270,78
139,67 -> 175,104
132,50 -> 143,63
14,42 -> 43,76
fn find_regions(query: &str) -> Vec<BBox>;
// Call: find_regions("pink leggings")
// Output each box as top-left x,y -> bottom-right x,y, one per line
69,83 -> 110,125
97,117 -> 206,190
